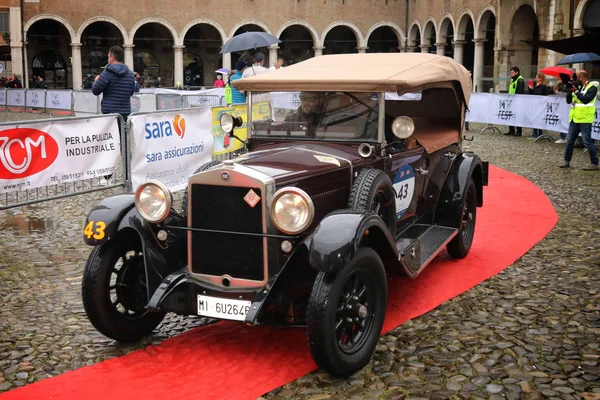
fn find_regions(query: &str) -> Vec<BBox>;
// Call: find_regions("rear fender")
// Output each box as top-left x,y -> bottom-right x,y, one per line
434,153 -> 485,228
304,210 -> 399,273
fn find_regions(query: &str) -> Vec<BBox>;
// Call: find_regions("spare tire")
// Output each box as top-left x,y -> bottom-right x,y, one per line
347,169 -> 396,237
181,160 -> 222,219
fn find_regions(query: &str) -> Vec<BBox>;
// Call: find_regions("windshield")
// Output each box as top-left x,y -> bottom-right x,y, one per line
251,91 -> 381,142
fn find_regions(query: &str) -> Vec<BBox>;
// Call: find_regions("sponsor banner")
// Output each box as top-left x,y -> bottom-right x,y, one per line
46,90 -> 73,110
130,108 -> 214,192
211,102 -> 272,155
0,116 -> 121,194
0,89 -> 6,106
466,93 -> 600,140
7,89 -> 25,107
156,94 -> 183,110
25,89 -> 46,108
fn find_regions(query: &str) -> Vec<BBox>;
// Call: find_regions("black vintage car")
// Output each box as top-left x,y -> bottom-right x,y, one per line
82,53 -> 488,377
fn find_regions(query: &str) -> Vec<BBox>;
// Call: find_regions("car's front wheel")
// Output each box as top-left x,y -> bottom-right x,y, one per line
82,235 -> 165,341
306,247 -> 387,377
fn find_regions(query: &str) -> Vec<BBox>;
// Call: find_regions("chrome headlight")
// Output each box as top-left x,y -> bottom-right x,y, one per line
135,180 -> 172,223
391,116 -> 415,139
220,113 -> 242,133
270,187 -> 315,235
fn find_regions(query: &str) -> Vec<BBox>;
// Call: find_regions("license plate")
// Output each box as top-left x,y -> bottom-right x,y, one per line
197,295 -> 251,321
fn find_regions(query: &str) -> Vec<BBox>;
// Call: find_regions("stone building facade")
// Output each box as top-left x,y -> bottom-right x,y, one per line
3,0 -> 599,90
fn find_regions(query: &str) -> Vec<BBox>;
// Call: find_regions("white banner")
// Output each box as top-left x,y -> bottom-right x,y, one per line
45,90 -> 73,110
466,93 -> 600,140
7,89 -> 25,107
130,108 -> 214,192
0,89 -> 6,106
72,90 -> 99,114
0,116 -> 121,193
25,89 -> 46,108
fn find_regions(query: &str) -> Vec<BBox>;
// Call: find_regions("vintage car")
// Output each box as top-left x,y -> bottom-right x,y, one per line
82,53 -> 488,377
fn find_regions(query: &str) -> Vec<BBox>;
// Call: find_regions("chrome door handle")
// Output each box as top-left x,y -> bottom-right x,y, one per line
415,167 -> 429,175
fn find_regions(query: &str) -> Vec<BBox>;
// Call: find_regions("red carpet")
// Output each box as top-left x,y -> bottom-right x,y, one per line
1,165 -> 558,400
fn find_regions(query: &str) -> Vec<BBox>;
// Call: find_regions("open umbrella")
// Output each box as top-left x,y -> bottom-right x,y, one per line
220,31 -> 281,54
540,66 -> 574,78
215,67 -> 230,74
556,52 -> 600,65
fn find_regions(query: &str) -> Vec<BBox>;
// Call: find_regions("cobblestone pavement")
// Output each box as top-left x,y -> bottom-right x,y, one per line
0,111 -> 599,399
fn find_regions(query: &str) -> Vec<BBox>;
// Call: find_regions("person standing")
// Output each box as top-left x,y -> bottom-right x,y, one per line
37,76 -> 48,89
229,60 -> 248,104
559,70 -> 599,171
527,72 -> 553,138
92,45 -> 137,182
154,76 -> 162,88
213,74 -> 225,88
242,52 -> 284,78
504,66 -> 525,136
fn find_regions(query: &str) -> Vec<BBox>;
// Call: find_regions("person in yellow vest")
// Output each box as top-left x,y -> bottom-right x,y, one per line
504,66 -> 525,136
559,70 -> 598,170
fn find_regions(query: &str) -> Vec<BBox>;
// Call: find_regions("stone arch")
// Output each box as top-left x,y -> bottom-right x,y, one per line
508,4 -> 539,77
421,18 -> 437,45
437,14 -> 455,44
408,21 -> 421,48
24,14 -> 76,43
228,19 -> 272,39
76,16 -> 127,44
475,6 -> 497,39
276,20 -> 320,45
321,21 -> 364,48
129,18 -> 179,45
364,21 -> 405,48
456,10 -> 476,41
181,19 -> 227,45
575,0 -> 600,32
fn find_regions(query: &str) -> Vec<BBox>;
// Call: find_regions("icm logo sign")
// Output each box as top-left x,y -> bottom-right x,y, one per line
144,115 -> 186,140
0,128 -> 59,178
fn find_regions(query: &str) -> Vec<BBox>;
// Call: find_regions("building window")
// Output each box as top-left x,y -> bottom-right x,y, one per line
0,13 -> 9,34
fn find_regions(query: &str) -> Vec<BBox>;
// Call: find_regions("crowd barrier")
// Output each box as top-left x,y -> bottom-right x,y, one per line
0,114 -> 128,210
466,92 -> 600,140
0,88 -> 227,116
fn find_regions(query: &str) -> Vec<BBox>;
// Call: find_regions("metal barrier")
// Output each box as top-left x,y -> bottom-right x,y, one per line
72,90 -> 100,114
182,94 -> 224,108
0,114 -> 129,210
156,94 -> 183,110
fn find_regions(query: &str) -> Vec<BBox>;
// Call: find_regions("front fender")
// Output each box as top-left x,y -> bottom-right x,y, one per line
83,194 -> 136,245
304,209 -> 399,273
434,152 -> 485,228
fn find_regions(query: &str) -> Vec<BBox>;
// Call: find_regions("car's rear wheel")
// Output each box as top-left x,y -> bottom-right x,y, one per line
181,160 -> 222,219
446,179 -> 477,258
348,169 -> 396,237
306,247 -> 387,377
82,235 -> 165,341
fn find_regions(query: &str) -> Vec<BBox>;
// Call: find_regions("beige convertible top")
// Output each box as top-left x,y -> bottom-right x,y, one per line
233,53 -> 472,104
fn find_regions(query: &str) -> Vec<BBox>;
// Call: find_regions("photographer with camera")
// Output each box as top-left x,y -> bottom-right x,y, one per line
559,70 -> 599,171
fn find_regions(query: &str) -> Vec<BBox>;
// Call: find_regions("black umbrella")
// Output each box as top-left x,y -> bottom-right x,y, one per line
220,31 -> 281,54
556,52 -> 600,65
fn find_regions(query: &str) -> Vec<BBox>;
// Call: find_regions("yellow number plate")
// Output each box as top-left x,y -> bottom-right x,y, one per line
84,220 -> 107,240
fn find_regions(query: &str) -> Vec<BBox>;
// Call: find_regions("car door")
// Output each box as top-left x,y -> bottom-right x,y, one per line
386,146 -> 428,230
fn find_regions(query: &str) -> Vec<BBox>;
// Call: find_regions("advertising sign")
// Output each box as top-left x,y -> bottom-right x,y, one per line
211,102 -> 271,155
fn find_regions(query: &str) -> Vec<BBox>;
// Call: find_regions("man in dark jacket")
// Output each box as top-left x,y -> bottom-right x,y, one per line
505,66 -> 525,136
92,45 -> 136,182
92,45 -> 136,123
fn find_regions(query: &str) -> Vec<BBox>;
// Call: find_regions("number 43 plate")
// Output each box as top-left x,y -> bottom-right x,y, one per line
197,295 -> 251,322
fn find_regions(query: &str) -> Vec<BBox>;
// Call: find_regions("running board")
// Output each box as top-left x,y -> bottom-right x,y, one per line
395,224 -> 458,277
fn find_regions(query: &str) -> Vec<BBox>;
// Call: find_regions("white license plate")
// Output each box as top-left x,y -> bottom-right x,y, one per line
197,295 -> 251,321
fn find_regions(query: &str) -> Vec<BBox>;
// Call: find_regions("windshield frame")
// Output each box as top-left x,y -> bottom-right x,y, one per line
246,91 -> 387,145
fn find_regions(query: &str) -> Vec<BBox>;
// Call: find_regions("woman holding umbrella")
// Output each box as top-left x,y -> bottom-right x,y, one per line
528,72 -> 554,138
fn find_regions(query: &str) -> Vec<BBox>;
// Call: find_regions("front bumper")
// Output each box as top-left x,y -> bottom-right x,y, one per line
146,268 -> 269,324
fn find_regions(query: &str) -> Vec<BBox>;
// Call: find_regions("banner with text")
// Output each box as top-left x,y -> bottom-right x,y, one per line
130,108 -> 214,192
0,116 -> 121,193
45,90 -> 73,110
466,93 -> 600,140
211,102 -> 272,155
